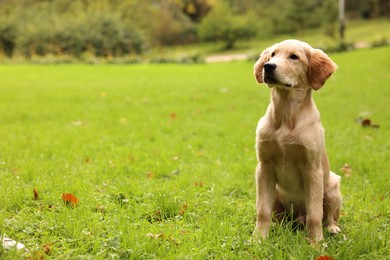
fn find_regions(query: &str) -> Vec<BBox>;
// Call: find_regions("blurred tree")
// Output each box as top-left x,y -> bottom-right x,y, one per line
0,0 -> 388,59
150,1 -> 196,45
285,0 -> 317,35
181,0 -> 213,22
322,0 -> 339,39
198,1 -> 256,49
345,0 -> 389,18
0,15 -> 16,57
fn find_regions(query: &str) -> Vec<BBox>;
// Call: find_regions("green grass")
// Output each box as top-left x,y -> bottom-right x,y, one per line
0,46 -> 389,259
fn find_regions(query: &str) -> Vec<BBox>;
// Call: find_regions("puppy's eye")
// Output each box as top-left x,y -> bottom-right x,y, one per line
271,52 -> 275,57
289,54 -> 299,60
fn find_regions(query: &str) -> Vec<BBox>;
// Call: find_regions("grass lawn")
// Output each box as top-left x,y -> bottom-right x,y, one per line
0,46 -> 389,259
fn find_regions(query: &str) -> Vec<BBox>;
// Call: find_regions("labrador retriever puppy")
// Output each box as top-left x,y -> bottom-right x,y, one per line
253,40 -> 342,241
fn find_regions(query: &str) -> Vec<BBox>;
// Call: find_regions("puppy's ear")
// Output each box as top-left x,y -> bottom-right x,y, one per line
254,47 -> 272,84
309,49 -> 337,90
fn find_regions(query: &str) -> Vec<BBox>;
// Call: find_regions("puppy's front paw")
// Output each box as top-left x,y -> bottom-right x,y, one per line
327,224 -> 341,234
251,229 -> 266,244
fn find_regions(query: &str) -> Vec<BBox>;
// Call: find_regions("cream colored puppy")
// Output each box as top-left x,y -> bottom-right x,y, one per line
253,40 -> 342,241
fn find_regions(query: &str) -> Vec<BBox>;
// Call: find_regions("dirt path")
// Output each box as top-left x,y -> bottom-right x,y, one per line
205,53 -> 249,63
204,41 -> 387,63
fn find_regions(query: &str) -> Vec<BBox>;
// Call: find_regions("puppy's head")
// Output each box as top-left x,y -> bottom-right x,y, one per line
254,40 -> 337,90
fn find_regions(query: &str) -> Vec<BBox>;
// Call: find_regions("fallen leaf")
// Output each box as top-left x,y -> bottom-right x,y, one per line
194,180 -> 203,187
33,187 -> 39,200
32,251 -> 44,259
340,164 -> 352,177
315,256 -> 334,260
179,202 -> 189,215
169,236 -> 180,245
83,158 -> 91,164
145,211 -> 162,223
146,171 -> 154,179
62,193 -> 79,207
357,117 -> 380,128
361,118 -> 371,127
42,243 -> 52,255
127,153 -> 136,162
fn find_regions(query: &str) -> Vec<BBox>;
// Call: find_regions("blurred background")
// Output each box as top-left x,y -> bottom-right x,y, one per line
0,0 -> 389,63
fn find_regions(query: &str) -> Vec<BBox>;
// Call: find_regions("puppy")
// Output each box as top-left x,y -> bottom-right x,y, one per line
253,40 -> 342,241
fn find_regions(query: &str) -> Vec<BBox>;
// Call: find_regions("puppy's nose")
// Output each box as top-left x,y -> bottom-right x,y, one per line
264,62 -> 277,71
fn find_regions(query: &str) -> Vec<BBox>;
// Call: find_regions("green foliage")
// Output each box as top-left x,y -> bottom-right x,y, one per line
322,0 -> 339,39
198,2 -> 257,49
149,1 -> 197,46
181,0 -> 213,22
0,0 -> 389,59
0,0 -> 147,58
346,0 -> 390,18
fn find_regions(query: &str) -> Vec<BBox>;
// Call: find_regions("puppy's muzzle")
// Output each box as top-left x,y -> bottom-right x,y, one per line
264,62 -> 292,87
263,62 -> 278,84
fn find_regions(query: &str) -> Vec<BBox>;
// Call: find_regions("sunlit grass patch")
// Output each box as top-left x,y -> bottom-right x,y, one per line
0,46 -> 389,258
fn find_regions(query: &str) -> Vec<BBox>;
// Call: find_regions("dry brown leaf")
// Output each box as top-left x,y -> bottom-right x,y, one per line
340,164 -> 352,177
33,187 -> 39,200
43,243 -> 52,255
146,171 -> 154,179
179,203 -> 189,215
83,158 -> 91,164
62,193 -> 79,207
357,117 -> 380,128
361,118 -> 371,127
315,256 -> 334,260
194,180 -> 203,187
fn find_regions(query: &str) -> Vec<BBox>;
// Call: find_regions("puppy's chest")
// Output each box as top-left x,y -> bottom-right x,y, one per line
256,122 -> 313,179
257,138 -> 307,197
257,137 -> 308,166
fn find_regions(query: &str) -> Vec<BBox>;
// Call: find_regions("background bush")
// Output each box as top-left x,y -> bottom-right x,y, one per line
0,0 -> 388,58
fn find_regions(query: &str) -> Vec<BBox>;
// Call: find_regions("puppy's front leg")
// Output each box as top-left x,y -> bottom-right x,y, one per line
255,162 -> 276,239
304,168 -> 324,241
